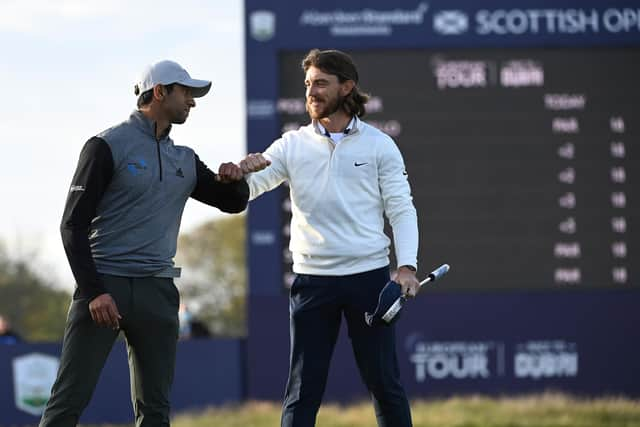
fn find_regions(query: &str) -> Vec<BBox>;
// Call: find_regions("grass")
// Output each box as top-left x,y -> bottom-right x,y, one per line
31,394 -> 640,427
172,394 -> 640,427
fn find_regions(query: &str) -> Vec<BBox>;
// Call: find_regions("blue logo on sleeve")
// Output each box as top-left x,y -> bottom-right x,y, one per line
127,158 -> 148,176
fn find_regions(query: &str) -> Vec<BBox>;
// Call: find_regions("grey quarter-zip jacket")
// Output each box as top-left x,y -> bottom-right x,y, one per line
61,110 -> 248,300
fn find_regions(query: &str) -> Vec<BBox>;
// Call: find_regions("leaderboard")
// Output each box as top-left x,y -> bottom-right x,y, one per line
276,48 -> 637,291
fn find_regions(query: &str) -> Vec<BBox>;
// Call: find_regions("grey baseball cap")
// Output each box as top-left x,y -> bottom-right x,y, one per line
134,60 -> 212,98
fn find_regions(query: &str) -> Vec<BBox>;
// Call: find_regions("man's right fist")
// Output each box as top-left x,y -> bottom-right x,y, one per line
240,153 -> 271,174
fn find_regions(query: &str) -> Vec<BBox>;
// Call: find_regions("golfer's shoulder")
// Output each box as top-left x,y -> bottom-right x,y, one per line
275,123 -> 315,149
171,143 -> 195,156
357,121 -> 397,149
96,118 -> 135,149
282,122 -> 314,140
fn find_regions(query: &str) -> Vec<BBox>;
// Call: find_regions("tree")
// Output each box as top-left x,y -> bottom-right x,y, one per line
176,214 -> 246,337
0,244 -> 71,342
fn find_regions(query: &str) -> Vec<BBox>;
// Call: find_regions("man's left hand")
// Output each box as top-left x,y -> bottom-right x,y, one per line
395,266 -> 420,298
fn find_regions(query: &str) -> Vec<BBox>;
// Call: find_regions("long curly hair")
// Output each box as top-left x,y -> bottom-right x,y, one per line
301,49 -> 370,118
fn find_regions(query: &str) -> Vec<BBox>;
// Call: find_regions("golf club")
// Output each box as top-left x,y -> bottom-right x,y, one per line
365,263 -> 450,326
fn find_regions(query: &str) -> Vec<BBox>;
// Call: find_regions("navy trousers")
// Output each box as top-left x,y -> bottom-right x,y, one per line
281,266 -> 412,427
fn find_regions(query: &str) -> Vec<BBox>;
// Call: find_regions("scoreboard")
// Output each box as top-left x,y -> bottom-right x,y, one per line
245,0 -> 640,400
276,48 -> 637,291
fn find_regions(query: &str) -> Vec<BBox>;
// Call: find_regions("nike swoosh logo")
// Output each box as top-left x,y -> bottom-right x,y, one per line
354,162 -> 368,167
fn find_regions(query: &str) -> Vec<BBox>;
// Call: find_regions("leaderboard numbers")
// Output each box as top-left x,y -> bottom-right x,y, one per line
550,97 -> 583,285
610,141 -> 625,158
557,142 -> 575,159
611,192 -> 626,208
609,116 -> 628,284
550,105 -> 632,286
610,116 -> 625,133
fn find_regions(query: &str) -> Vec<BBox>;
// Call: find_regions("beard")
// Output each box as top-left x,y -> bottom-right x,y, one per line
306,93 -> 344,120
171,109 -> 190,124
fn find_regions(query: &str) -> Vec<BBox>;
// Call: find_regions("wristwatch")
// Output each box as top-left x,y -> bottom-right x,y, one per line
399,265 -> 416,272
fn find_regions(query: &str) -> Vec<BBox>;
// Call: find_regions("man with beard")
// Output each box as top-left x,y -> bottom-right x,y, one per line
40,60 -> 265,427
239,49 -> 419,427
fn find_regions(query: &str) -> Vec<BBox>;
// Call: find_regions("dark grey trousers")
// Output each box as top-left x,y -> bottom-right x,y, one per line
39,275 -> 180,427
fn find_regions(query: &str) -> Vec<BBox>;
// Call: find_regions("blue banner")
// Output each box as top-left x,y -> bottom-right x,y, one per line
0,340 -> 244,426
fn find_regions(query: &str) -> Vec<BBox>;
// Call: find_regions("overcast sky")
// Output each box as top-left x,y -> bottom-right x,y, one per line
0,0 -> 246,289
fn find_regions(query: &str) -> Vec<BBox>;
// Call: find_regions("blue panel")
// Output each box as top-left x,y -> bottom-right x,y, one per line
395,290 -> 640,397
0,344 -> 62,427
248,193 -> 283,296
246,295 -> 290,399
246,0 -> 640,50
0,340 -> 244,426
248,291 -> 640,400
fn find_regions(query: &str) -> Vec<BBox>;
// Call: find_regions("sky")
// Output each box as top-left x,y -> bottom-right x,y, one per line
0,0 -> 246,289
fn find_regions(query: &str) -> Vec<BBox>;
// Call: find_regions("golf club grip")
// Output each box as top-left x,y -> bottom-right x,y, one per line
419,263 -> 450,288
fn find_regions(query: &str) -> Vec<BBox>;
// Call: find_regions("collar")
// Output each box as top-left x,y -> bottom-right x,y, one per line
314,116 -> 357,137
130,110 -> 172,142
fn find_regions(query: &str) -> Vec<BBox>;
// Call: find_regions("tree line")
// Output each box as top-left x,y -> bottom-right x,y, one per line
0,214 -> 246,342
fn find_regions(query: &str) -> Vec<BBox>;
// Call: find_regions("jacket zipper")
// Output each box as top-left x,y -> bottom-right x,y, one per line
326,137 -> 339,177
156,140 -> 163,181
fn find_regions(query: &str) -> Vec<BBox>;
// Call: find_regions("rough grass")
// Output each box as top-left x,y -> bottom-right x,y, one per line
165,394 -> 640,427
27,394 -> 638,427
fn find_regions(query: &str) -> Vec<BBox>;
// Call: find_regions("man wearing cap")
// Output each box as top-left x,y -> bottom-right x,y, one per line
239,49 -> 419,426
39,60 -> 264,427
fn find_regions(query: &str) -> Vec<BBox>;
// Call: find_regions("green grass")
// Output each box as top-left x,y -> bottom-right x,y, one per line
36,394 -> 640,427
176,394 -> 640,427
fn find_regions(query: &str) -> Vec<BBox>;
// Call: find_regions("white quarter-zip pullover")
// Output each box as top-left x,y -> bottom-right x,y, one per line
247,117 -> 418,275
